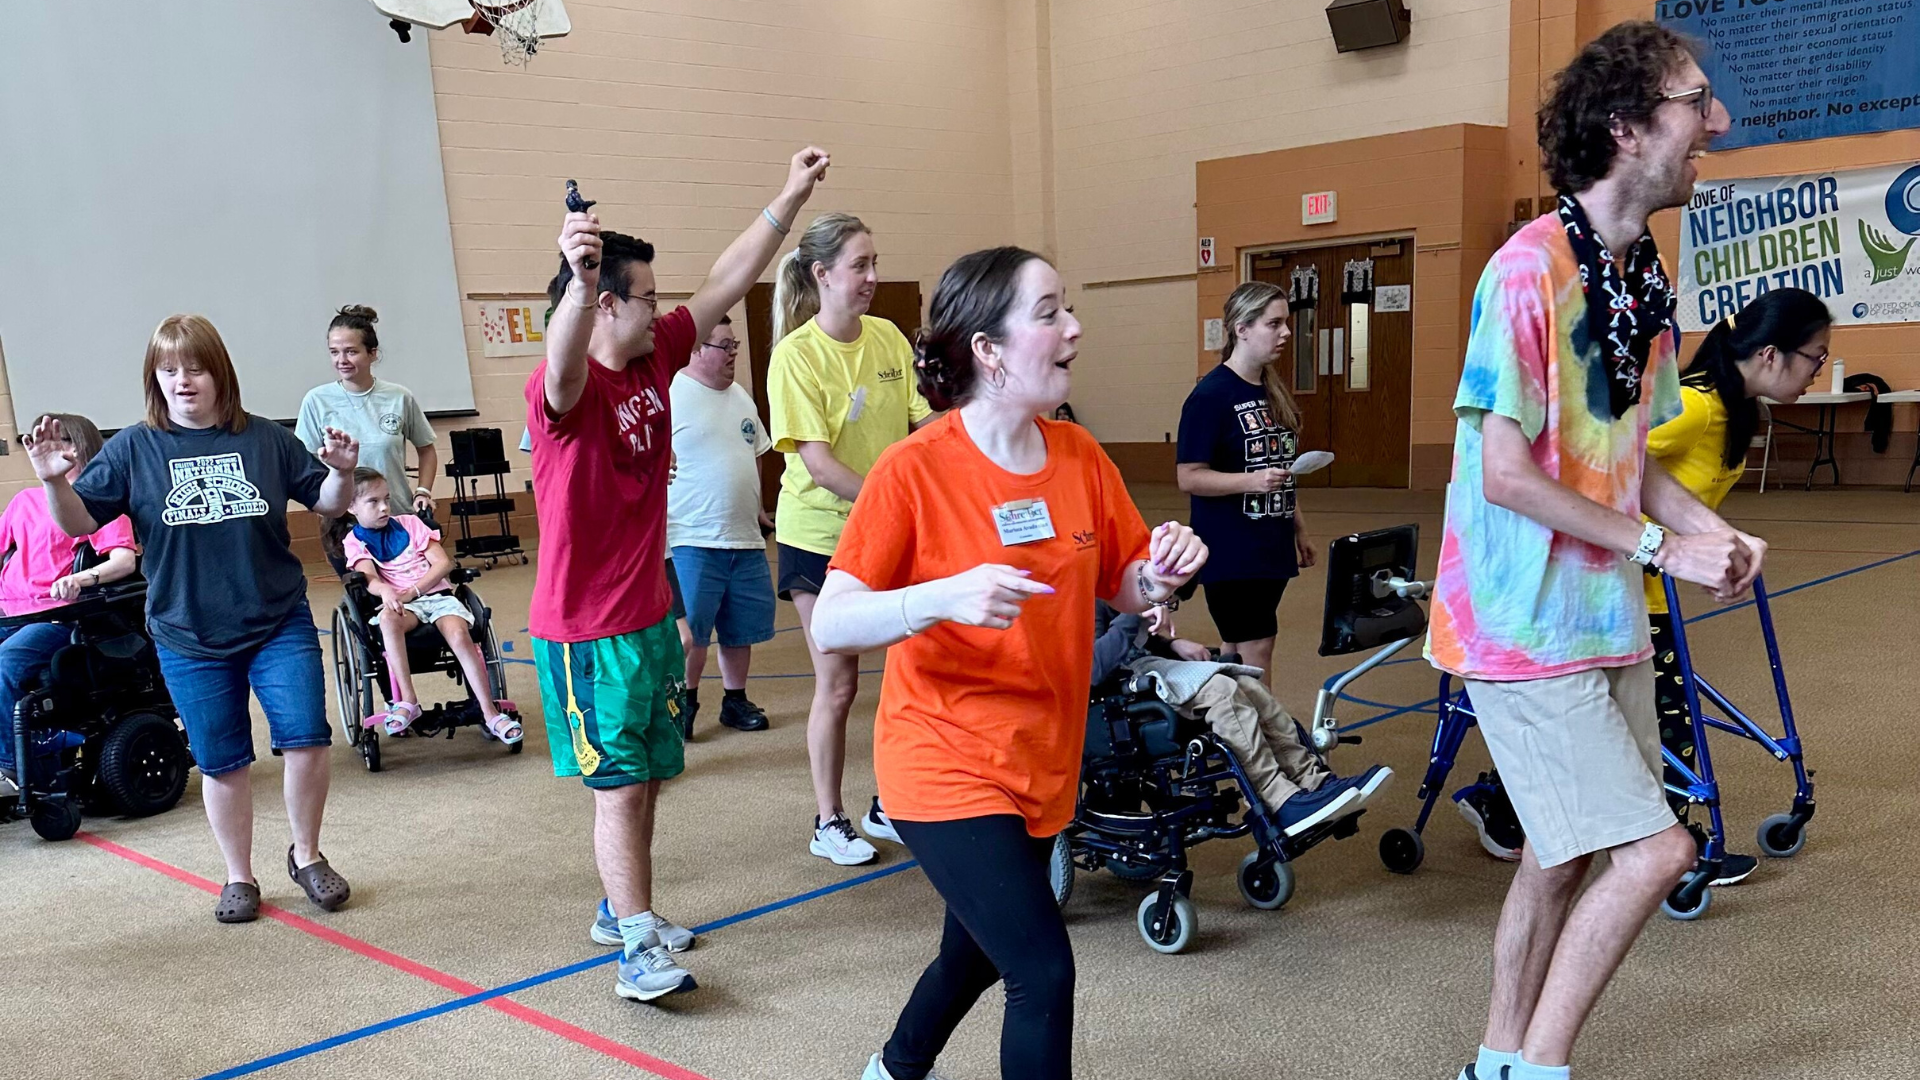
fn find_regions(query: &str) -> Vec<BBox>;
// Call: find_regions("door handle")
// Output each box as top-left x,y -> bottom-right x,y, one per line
1317,329 -> 1331,376
1332,328 -> 1345,377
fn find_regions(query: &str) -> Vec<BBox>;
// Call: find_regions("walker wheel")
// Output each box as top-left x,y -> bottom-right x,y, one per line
1137,891 -> 1196,954
1661,876 -> 1712,921
1379,827 -> 1425,874
1756,813 -> 1807,858
1236,852 -> 1295,910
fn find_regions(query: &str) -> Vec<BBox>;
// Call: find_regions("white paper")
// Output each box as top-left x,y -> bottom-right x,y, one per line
1291,450 -> 1335,476
1203,318 -> 1225,351
1375,284 -> 1411,313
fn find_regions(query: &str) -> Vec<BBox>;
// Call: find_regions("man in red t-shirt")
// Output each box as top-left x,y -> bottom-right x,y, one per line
527,147 -> 831,1003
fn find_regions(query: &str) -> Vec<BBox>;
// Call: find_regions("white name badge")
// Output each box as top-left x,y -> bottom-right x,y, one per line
992,498 -> 1056,546
847,385 -> 868,422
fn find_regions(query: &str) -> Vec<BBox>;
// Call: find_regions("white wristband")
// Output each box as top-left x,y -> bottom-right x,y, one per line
1629,521 -> 1666,567
762,206 -> 790,235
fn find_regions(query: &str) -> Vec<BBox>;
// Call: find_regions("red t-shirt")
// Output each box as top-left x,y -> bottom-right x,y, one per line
830,414 -> 1150,836
525,306 -> 696,643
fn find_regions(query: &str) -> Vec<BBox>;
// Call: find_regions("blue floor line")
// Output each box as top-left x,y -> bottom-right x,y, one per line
194,860 -> 921,1080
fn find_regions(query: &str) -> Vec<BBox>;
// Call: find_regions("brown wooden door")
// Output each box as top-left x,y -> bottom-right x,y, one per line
744,281 -> 924,513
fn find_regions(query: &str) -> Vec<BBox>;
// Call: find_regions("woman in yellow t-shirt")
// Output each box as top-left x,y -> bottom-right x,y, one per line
766,213 -> 933,866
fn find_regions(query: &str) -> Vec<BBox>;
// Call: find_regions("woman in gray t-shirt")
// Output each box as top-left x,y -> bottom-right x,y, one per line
295,305 -> 438,517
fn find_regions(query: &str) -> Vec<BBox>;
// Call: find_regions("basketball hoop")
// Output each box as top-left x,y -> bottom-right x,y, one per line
467,0 -> 544,64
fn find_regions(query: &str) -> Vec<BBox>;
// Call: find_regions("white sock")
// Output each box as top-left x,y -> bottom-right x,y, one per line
616,910 -> 657,957
1510,1056 -> 1570,1080
1464,1046 -> 1519,1079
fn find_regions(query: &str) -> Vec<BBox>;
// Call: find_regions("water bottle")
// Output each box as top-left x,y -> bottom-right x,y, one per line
1830,357 -> 1845,394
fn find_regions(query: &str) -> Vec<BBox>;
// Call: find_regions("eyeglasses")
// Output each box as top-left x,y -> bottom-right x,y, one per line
1789,347 -> 1828,373
1660,84 -> 1715,119
700,340 -> 739,356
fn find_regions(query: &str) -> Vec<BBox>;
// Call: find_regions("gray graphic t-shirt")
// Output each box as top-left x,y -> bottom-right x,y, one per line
74,417 -> 327,659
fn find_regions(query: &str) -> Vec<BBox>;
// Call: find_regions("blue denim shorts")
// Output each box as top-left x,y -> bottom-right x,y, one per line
670,546 -> 777,649
156,600 -> 330,777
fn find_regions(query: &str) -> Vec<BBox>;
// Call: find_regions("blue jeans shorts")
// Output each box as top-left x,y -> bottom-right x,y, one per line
670,546 -> 777,649
155,600 -> 330,778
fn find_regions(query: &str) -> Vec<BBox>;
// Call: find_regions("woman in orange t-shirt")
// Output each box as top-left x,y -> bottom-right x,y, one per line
812,247 -> 1206,1080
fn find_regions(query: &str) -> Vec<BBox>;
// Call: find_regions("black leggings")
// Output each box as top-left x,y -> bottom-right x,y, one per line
1650,613 -> 1697,819
883,815 -> 1074,1080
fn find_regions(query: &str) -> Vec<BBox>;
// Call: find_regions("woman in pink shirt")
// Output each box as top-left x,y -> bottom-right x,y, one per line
0,414 -> 138,773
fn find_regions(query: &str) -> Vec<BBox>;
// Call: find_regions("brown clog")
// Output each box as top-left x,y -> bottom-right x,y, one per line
215,881 -> 261,924
287,846 -> 351,912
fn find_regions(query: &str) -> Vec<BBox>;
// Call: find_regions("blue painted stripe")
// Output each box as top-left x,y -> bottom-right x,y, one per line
192,860 -> 920,1080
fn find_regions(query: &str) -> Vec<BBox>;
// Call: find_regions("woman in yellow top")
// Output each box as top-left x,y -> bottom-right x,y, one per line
1647,287 -> 1830,885
767,213 -> 934,866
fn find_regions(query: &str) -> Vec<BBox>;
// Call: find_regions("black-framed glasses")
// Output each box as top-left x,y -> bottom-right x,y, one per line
700,340 -> 739,356
1790,347 -> 1828,373
1661,84 -> 1715,119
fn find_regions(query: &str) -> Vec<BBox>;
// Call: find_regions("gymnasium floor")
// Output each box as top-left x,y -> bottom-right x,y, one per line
4,485 -> 1917,1080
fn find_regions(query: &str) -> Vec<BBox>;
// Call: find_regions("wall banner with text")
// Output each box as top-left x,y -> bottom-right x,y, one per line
1658,0 -> 1919,150
1679,161 -> 1920,329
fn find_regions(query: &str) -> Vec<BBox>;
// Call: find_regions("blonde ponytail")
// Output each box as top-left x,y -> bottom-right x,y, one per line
771,212 -> 871,343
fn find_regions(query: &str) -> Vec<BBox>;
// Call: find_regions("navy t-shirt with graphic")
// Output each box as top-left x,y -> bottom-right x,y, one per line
74,416 -> 327,659
1176,363 -> 1299,584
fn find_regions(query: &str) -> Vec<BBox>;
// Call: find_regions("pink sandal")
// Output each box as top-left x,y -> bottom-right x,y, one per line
363,701 -> 422,736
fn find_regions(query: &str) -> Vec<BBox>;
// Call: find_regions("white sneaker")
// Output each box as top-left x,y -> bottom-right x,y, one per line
861,796 -> 901,844
615,930 -> 696,1002
863,1052 -> 950,1080
812,813 -> 878,866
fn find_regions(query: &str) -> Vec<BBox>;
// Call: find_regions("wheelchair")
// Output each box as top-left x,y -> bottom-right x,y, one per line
1048,668 -> 1366,955
0,567 -> 191,842
328,566 -> 522,772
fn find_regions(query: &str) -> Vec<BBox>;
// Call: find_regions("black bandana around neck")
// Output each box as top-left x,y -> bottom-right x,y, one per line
1555,194 -> 1675,419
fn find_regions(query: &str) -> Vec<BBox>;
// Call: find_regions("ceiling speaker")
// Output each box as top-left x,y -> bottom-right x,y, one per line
1327,0 -> 1411,53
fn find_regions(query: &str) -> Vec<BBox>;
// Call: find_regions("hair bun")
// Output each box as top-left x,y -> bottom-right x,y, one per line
337,304 -> 378,323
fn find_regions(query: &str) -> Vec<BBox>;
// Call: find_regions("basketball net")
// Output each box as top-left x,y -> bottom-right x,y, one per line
467,0 -> 543,65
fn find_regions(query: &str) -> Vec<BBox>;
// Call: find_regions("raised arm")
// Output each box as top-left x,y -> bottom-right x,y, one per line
26,416 -> 100,537
542,211 -> 605,417
312,427 -> 361,517
683,147 -> 832,343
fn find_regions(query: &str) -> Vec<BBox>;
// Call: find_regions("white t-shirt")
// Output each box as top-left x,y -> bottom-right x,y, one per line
296,377 -> 434,500
667,373 -> 771,550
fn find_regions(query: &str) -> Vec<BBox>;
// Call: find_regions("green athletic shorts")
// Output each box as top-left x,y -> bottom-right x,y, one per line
532,616 -> 687,789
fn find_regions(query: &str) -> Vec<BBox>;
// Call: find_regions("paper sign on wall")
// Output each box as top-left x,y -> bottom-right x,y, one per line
1375,284 -> 1411,312
480,300 -> 549,357
1203,318 -> 1225,351
1199,237 -> 1216,269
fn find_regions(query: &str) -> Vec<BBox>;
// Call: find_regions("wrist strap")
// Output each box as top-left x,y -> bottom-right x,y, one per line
762,206 -> 790,236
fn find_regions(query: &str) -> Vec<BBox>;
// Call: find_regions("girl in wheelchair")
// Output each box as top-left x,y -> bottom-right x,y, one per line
1093,601 -> 1391,836
341,468 -> 521,744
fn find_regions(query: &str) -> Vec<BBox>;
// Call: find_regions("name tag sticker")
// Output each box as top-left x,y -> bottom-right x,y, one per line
992,498 -> 1056,546
847,386 -> 868,422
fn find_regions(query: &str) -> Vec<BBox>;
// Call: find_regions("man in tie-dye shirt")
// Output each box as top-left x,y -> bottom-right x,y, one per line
1434,24 -> 1768,1080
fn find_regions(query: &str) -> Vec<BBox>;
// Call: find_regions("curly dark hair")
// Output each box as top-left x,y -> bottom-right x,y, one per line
1538,22 -> 1701,195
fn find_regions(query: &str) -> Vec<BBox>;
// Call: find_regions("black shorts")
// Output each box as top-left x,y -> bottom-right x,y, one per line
1203,577 -> 1290,642
665,558 -> 687,621
776,543 -> 832,602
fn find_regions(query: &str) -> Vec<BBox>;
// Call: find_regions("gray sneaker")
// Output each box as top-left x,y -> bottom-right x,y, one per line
615,930 -> 696,1002
592,898 -> 695,952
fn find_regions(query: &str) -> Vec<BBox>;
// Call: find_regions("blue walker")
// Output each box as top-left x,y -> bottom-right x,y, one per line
1371,573 -> 1815,920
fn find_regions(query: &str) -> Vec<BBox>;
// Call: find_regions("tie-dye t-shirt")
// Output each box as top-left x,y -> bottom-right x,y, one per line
1425,214 -> 1682,682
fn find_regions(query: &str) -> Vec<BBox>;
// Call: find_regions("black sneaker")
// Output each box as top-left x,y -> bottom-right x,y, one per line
1277,778 -> 1364,837
1454,775 -> 1524,862
677,699 -> 697,741
717,695 -> 769,732
1710,853 -> 1759,886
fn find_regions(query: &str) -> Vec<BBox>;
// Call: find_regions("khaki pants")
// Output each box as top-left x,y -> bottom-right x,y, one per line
1186,674 -> 1329,812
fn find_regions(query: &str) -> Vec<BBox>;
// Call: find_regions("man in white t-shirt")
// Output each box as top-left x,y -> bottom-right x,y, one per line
668,316 -> 776,735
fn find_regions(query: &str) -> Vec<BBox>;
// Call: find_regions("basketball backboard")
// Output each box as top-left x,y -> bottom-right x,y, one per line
371,0 -> 570,62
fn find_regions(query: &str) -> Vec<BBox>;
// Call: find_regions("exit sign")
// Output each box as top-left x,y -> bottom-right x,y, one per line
1303,190 -> 1338,225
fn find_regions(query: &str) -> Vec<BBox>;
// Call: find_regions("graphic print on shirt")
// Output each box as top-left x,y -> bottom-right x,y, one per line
162,454 -> 270,526
739,418 -> 757,445
1233,402 -> 1297,520
614,387 -> 668,456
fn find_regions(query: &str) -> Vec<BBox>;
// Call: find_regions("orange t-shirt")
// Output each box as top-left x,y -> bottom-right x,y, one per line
830,413 -> 1150,837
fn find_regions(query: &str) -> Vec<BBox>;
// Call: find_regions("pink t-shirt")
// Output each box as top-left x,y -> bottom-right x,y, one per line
0,488 -> 137,616
524,305 -> 696,643
342,515 -> 449,596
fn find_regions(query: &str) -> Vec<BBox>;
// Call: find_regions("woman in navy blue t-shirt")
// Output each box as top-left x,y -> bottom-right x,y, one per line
1175,281 -> 1316,685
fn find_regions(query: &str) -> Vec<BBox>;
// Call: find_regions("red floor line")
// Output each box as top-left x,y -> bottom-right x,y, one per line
76,832 -> 713,1080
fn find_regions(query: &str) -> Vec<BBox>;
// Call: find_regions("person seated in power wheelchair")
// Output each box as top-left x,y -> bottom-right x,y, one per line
329,468 -> 523,772
1053,602 -> 1391,953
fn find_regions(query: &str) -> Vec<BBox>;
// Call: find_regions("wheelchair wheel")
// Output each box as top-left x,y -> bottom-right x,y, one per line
331,604 -> 381,752
1757,813 -> 1808,858
30,797 -> 82,841
98,712 -> 191,817
361,728 -> 382,772
1048,833 -> 1074,909
1379,827 -> 1425,875
1136,891 -> 1196,954
1237,852 -> 1295,911
481,620 -> 511,704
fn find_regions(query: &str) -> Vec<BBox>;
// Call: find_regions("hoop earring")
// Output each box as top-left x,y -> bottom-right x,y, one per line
988,366 -> 1007,390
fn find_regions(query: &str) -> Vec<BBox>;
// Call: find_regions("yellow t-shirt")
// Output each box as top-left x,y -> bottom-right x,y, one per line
767,315 -> 932,555
1645,382 -> 1746,614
